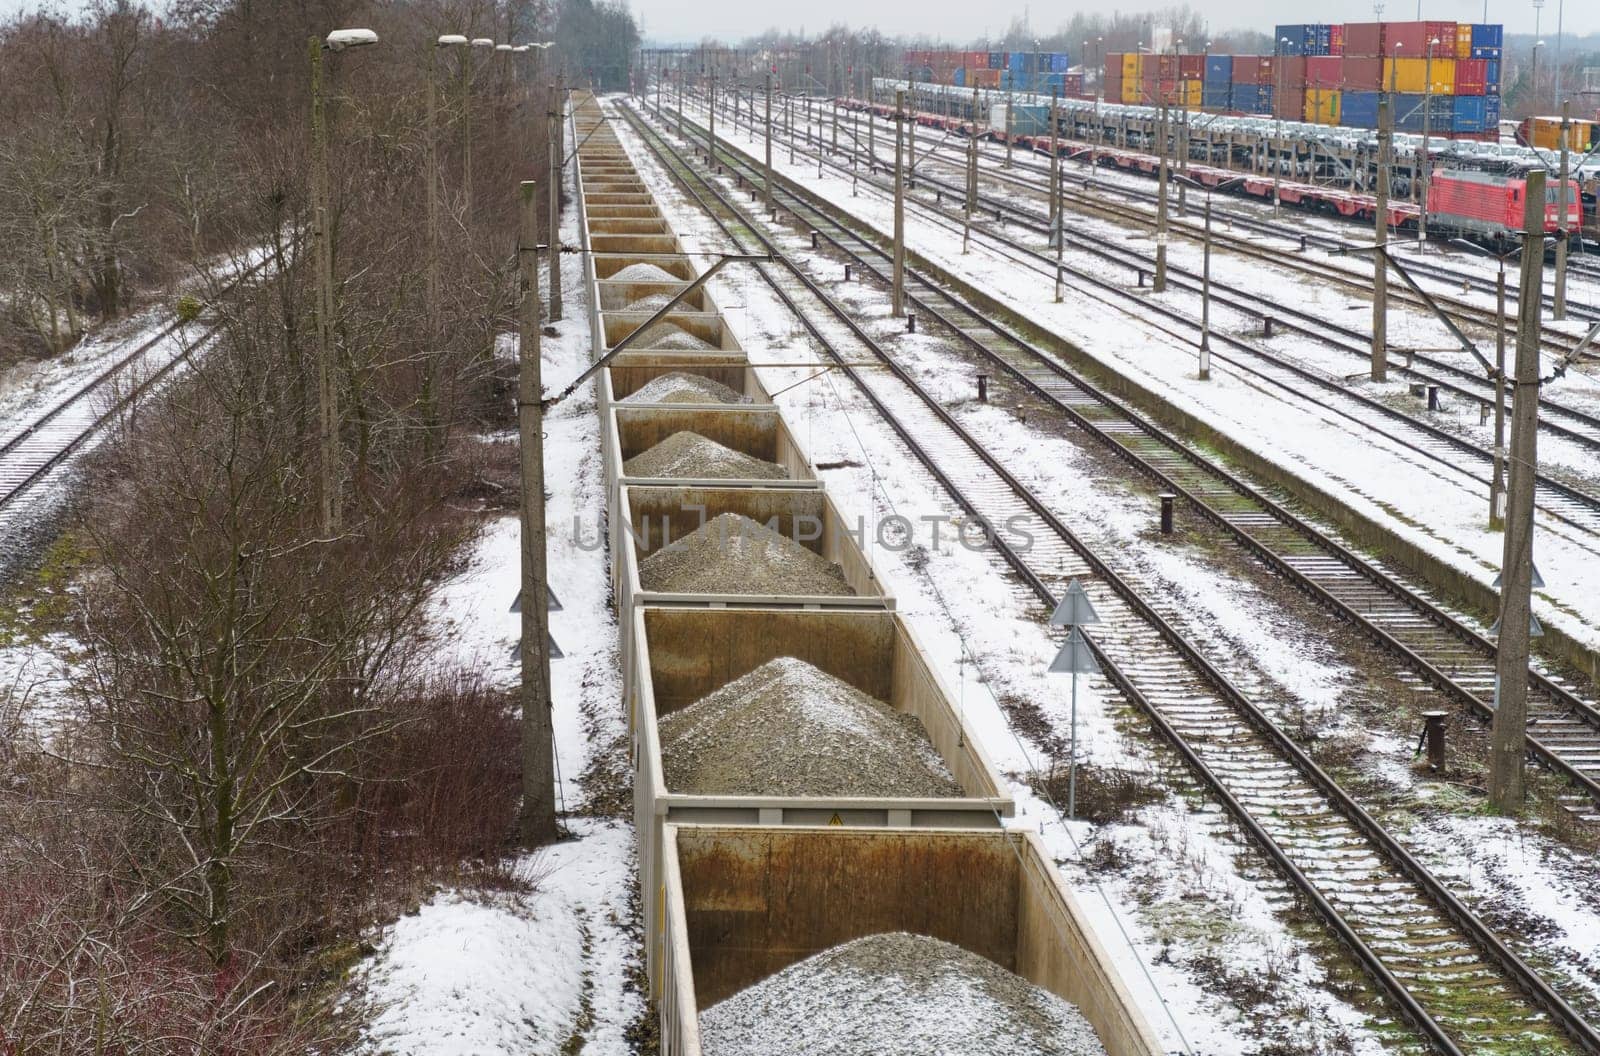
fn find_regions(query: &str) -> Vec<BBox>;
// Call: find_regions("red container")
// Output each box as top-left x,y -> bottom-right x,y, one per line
1455,57 -> 1487,95
1330,24 -> 1346,54
967,51 -> 986,69
1156,54 -> 1179,77
1230,55 -> 1258,83
1274,88 -> 1306,120
1103,59 -> 1120,87
1277,55 -> 1307,87
1179,54 -> 1204,78
1343,22 -> 1383,56
1384,21 -> 1429,57
1424,21 -> 1457,49
1064,73 -> 1085,95
1306,55 -> 1342,87
1341,55 -> 1383,88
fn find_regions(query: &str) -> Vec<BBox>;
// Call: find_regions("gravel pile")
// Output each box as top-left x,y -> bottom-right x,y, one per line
700,933 -> 1108,1056
621,372 -> 750,405
623,431 -> 788,480
623,291 -> 687,313
608,262 -> 680,283
657,657 -> 959,797
627,322 -> 715,350
637,513 -> 854,596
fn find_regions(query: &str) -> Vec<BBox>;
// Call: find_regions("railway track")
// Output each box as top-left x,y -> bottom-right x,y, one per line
683,90 -> 1600,552
0,286 -> 243,538
836,93 -> 1600,335
621,98 -> 1600,1056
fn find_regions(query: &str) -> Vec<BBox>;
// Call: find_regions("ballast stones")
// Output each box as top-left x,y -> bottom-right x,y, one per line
636,512 -> 853,596
623,431 -> 787,480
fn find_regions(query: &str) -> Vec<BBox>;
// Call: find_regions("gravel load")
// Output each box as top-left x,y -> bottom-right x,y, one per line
626,322 -> 715,351
608,262 -> 680,283
621,372 -> 751,405
700,933 -> 1108,1056
623,291 -> 688,314
623,431 -> 788,480
657,657 -> 959,797
637,513 -> 854,596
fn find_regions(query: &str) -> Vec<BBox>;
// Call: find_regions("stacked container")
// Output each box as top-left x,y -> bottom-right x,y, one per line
903,49 -> 1077,94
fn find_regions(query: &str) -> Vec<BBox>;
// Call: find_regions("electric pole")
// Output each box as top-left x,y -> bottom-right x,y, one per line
1491,255 -> 1509,530
1200,194 -> 1213,379
1554,101 -> 1570,320
547,80 -> 563,322
893,89 -> 906,317
1372,94 -> 1391,382
765,72 -> 774,212
1154,104 -> 1169,293
1488,169 -> 1547,815
964,87 -> 977,255
708,69 -> 716,162
516,180 -> 557,846
1048,87 -> 1060,236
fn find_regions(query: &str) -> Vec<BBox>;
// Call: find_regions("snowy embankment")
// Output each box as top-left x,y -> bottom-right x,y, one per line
350,185 -> 643,1055
676,94 -> 1600,658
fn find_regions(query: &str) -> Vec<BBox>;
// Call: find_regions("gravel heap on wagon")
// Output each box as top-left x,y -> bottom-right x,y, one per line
621,372 -> 751,405
657,657 -> 959,797
623,431 -> 787,480
637,513 -> 853,596
624,291 -> 690,314
608,262 -> 681,283
700,932 -> 1108,1056
626,322 -> 715,351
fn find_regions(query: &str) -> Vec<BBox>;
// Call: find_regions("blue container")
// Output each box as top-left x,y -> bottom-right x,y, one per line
1275,25 -> 1305,54
1202,83 -> 1233,110
953,67 -> 966,87
1394,93 -> 1454,133
1312,24 -> 1332,55
1471,46 -> 1502,60
1010,52 -> 1029,72
1452,95 -> 1487,132
1051,53 -> 1071,72
1232,83 -> 1261,111
1341,90 -> 1380,128
988,51 -> 1004,69
1205,55 -> 1234,83
1470,23 -> 1503,49
1485,96 -> 1502,127
1254,85 -> 1274,114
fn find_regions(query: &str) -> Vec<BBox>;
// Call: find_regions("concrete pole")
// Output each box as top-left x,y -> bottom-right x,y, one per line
1555,101 -> 1570,320
424,46 -> 441,436
765,73 -> 774,212
1419,42 -> 1433,246
463,43 -> 475,216
1004,79 -> 1014,168
832,93 -> 838,153
1154,104 -> 1169,293
1200,195 -> 1213,379
1048,88 -> 1060,234
1491,259 -> 1508,530
708,70 -> 716,162
893,89 -> 906,317
1488,169 -> 1548,816
1372,95 -> 1391,383
516,180 -> 557,846
964,88 -> 977,254
788,96 -> 795,164
547,82 -> 563,323
677,67 -> 684,139
907,88 -> 916,191
309,38 -> 340,536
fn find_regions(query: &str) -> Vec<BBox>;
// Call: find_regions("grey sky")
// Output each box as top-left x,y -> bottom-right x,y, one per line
634,0 -> 1598,46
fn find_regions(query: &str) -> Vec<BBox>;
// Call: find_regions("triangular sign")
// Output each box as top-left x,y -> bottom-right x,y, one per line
1492,562 -> 1545,590
511,587 -> 563,613
508,634 -> 565,660
1489,612 -> 1543,637
1049,579 -> 1101,627
1049,626 -> 1102,676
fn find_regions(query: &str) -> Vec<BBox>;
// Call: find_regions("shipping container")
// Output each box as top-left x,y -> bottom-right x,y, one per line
1179,54 -> 1204,79
1051,52 -> 1072,72
1330,23 -> 1346,54
1384,21 -> 1429,57
1277,55 -> 1307,88
1343,22 -> 1384,56
1472,45 -> 1502,60
1204,54 -> 1233,83
1341,89 -> 1381,128
1471,23 -> 1504,49
1156,53 -> 1179,78
1342,55 -> 1383,89
972,67 -> 1001,88
1383,56 -> 1455,94
988,51 -> 1004,69
1455,58 -> 1488,95
1230,55 -> 1274,84
1449,95 -> 1488,132
1485,58 -> 1501,88
1305,55 -> 1342,88
1232,83 -> 1274,114
1120,80 -> 1142,104
1455,23 -> 1473,59
953,66 -> 966,87
1304,87 -> 1342,124
1392,91 -> 1454,133
1202,83 -> 1233,110
1274,87 -> 1306,120
1120,52 -> 1142,82
652,825 -> 1166,1056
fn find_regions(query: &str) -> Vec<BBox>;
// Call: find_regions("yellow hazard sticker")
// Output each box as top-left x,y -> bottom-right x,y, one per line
828,813 -> 843,826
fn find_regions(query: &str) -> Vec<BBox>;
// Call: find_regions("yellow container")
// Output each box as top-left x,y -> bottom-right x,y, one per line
1120,80 -> 1142,105
1121,53 -> 1141,82
1383,56 -> 1456,95
1455,24 -> 1472,59
1303,88 -> 1341,125
1183,80 -> 1202,107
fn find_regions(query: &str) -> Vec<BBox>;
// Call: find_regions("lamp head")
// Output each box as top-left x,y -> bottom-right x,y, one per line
325,28 -> 378,52
437,34 -> 468,46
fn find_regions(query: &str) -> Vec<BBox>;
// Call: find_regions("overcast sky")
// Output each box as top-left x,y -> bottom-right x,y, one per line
0,0 -> 1593,46
634,0 -> 1599,46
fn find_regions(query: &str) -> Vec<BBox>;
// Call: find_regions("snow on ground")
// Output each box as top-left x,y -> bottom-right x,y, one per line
616,101 -> 1394,1054
672,93 -> 1600,657
352,159 -> 642,1056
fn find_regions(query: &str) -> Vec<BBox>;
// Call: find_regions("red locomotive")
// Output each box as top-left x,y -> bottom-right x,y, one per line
1427,169 -> 1583,243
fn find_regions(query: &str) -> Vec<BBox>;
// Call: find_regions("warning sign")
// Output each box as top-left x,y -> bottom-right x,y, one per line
828,813 -> 843,826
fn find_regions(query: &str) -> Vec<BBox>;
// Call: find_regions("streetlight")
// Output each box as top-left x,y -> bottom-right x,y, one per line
424,33 -> 468,444
1274,36 -> 1290,218
310,26 -> 379,535
1049,579 -> 1102,820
